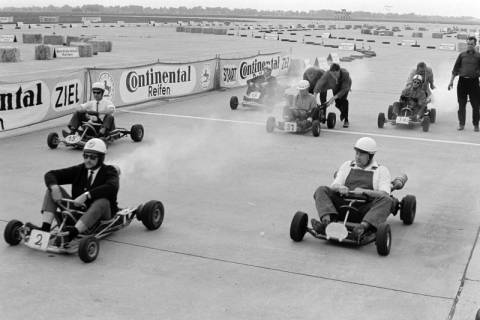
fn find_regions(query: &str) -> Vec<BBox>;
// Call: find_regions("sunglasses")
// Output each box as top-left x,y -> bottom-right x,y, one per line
413,81 -> 421,84
93,91 -> 103,95
83,153 -> 99,160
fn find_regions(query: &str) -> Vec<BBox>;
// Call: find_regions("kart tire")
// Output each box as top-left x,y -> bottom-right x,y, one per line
130,124 -> 144,142
78,236 -> 99,263
375,223 -> 391,256
400,195 -> 416,225
266,117 -> 276,133
387,105 -> 394,120
422,116 -> 430,132
326,112 -> 336,129
377,112 -> 386,128
290,211 -> 308,242
476,308 -> 480,320
312,120 -> 321,137
140,200 -> 165,230
429,108 -> 436,124
47,132 -> 59,149
4,220 -> 23,245
230,96 -> 239,110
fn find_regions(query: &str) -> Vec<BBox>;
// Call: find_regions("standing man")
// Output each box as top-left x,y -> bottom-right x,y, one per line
314,63 -> 352,128
448,36 -> 480,131
63,82 -> 116,137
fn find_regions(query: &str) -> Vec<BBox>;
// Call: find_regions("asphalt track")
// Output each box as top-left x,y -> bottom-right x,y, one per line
2,26 -> 480,320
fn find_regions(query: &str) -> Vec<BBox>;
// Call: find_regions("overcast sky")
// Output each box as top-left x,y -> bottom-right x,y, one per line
2,0 -> 480,19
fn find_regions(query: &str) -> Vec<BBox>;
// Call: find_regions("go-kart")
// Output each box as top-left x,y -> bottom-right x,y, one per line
4,197 -> 164,263
266,108 -> 321,137
230,80 -> 279,111
378,99 -> 436,132
289,175 -> 416,256
47,112 -> 144,149
316,102 -> 337,129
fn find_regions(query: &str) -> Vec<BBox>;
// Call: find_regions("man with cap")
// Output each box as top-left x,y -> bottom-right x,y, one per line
283,80 -> 317,122
63,82 -> 116,137
246,64 -> 277,97
27,138 -> 119,242
394,74 -> 427,120
314,63 -> 352,128
311,137 -> 393,239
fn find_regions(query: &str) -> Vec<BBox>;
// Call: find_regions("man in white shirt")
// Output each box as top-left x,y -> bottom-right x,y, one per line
63,82 -> 116,137
311,137 -> 393,239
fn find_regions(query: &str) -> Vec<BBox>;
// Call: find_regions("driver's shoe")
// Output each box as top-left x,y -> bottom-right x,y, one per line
352,224 -> 366,241
311,218 -> 327,235
62,129 -> 75,138
25,222 -> 42,232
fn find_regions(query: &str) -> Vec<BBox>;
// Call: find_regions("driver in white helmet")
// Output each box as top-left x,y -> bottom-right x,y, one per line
283,80 -> 317,122
63,82 -> 116,138
394,74 -> 427,120
27,138 -> 119,242
311,137 -> 393,239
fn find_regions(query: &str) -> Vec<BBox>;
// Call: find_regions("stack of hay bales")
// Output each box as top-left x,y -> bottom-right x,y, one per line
69,42 -> 93,57
44,35 -> 65,45
0,47 -> 20,62
23,33 -> 42,44
176,26 -> 185,32
432,33 -> 443,39
412,32 -> 423,38
457,33 -> 468,40
34,44 -> 54,60
66,36 -> 82,45
86,40 -> 112,53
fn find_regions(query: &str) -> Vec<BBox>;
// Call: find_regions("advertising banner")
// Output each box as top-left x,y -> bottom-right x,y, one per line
339,42 -> 355,51
88,59 -> 217,107
54,47 -> 80,58
0,17 -> 14,23
439,43 -> 456,51
0,70 -> 86,131
219,52 -> 291,88
0,35 -> 16,42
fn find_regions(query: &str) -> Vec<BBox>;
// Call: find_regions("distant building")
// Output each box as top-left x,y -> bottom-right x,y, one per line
335,9 -> 351,20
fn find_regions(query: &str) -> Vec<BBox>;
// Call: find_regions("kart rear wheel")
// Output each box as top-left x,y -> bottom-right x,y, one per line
326,112 -> 336,129
78,236 -> 99,263
130,124 -> 144,142
312,120 -> 321,137
400,195 -> 416,225
476,308 -> 480,320
290,211 -> 308,242
429,108 -> 436,124
230,96 -> 239,110
47,132 -> 59,149
4,220 -> 23,245
140,200 -> 165,230
387,105 -> 394,120
422,116 -> 430,132
266,117 -> 276,133
375,223 -> 391,256
377,113 -> 386,128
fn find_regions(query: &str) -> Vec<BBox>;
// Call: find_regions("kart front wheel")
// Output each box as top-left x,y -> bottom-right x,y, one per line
422,116 -> 430,132
400,195 -> 416,225
290,211 -> 308,242
377,112 -> 386,128
326,112 -> 336,129
140,200 -> 165,230
47,132 -> 59,149
375,223 -> 391,256
130,124 -> 144,142
78,236 -> 99,263
429,108 -> 436,124
476,308 -> 480,320
312,120 -> 321,137
387,105 -> 394,120
266,117 -> 276,133
4,220 -> 23,245
230,96 -> 239,110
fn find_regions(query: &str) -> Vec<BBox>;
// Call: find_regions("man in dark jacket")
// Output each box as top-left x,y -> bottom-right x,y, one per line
314,63 -> 352,127
34,138 -> 119,240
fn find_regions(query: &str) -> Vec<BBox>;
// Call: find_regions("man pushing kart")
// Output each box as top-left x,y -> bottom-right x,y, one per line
311,137 -> 393,240
28,138 -> 119,243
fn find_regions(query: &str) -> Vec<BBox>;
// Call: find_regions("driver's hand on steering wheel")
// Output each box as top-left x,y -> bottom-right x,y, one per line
50,185 -> 62,202
338,186 -> 349,195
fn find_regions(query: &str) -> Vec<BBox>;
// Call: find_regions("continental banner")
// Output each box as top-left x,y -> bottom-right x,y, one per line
0,70 -> 86,131
219,52 -> 291,88
87,59 -> 216,106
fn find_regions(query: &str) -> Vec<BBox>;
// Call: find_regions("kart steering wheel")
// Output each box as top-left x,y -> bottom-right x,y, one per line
57,198 -> 87,212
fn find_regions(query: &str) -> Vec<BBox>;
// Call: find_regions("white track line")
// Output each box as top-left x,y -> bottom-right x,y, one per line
121,110 -> 480,147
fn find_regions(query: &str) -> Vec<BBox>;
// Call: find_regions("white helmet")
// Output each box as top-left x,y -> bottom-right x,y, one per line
297,80 -> 310,90
92,82 -> 105,91
412,74 -> 423,82
84,138 -> 107,155
354,137 -> 377,154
